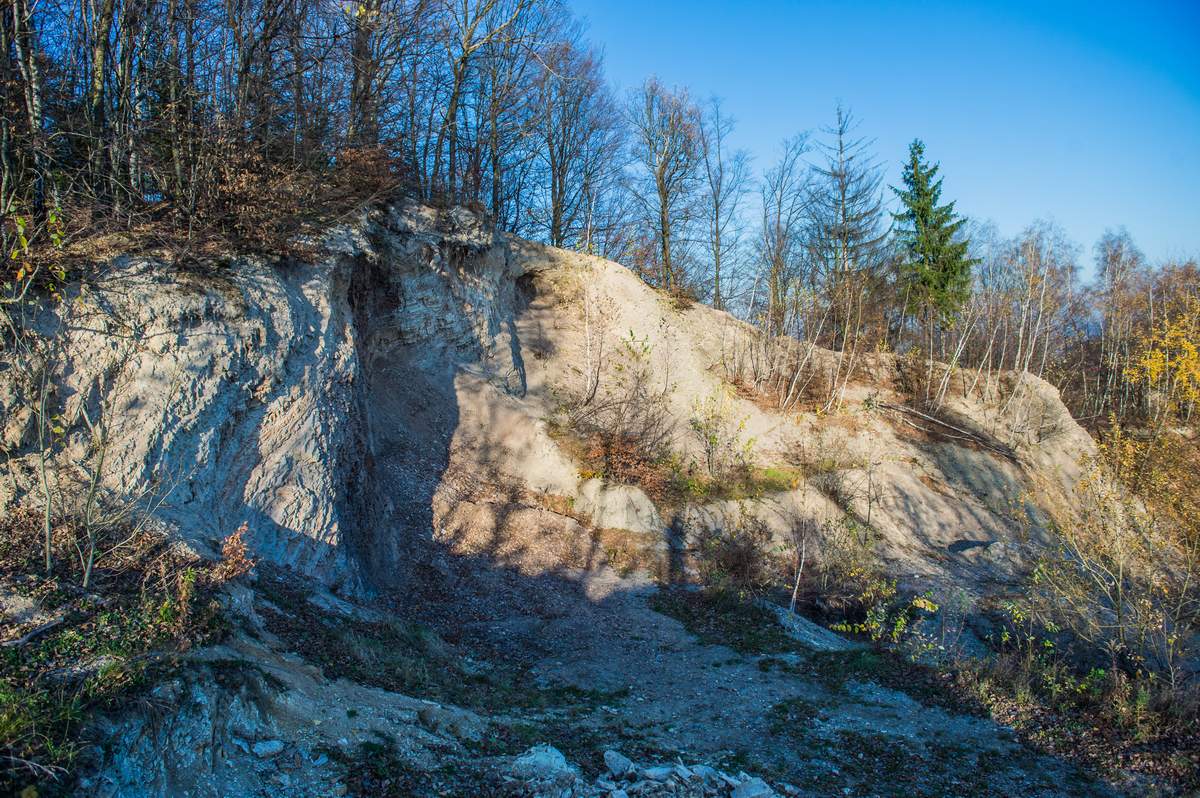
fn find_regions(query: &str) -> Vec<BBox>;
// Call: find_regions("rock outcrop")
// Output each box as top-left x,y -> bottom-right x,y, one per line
0,199 -> 1112,798
0,197 -> 1096,600
1,201 -> 540,595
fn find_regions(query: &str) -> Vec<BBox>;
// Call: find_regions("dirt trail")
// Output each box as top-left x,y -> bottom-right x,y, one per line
426,552 -> 1109,798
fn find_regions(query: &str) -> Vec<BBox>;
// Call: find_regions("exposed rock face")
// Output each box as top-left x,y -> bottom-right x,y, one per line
576,478 -> 664,535
0,197 -> 1097,599
1,200 -> 530,595
80,627 -> 479,798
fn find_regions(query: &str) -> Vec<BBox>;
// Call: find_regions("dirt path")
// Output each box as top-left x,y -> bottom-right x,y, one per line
449,563 -> 1111,798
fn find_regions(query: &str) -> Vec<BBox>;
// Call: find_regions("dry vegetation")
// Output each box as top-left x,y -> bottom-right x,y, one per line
654,299 -> 1200,792
0,509 -> 252,795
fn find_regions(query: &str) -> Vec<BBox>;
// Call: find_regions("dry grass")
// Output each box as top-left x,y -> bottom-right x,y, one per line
30,146 -> 408,278
590,527 -> 666,579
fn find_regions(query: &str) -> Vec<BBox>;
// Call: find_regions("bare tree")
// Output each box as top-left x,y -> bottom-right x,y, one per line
0,0 -> 621,245
806,106 -> 889,406
627,77 -> 701,292
697,97 -> 751,310
757,133 -> 810,337
529,39 -> 622,248
431,0 -> 534,198
1088,229 -> 1147,420
3,0 -> 48,216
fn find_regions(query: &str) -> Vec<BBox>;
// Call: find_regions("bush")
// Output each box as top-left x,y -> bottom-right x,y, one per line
813,517 -> 879,609
1029,425 -> 1199,688
692,510 -> 778,591
689,387 -> 753,482
955,600 -> 1200,788
829,579 -> 940,654
798,517 -> 940,657
560,332 -> 676,499
189,143 -> 407,253
581,431 -> 670,500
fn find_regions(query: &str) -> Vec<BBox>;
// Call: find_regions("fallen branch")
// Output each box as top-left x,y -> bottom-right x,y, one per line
0,752 -> 67,780
2,615 -> 65,648
881,402 -> 1018,462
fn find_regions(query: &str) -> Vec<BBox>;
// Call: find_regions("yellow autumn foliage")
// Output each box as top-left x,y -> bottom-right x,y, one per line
1126,295 -> 1200,419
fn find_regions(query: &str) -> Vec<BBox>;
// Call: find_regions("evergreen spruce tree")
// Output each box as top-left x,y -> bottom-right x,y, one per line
892,139 -> 975,324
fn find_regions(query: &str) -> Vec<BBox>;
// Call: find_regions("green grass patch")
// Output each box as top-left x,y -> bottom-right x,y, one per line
0,510 -> 235,796
667,464 -> 805,505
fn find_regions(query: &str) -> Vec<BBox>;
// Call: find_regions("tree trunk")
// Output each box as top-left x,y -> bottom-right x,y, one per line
89,0 -> 119,195
10,0 -> 47,215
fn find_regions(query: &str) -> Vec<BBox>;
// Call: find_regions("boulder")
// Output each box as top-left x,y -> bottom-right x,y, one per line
575,479 -> 663,536
511,744 -> 578,781
732,776 -> 776,798
761,600 -> 862,652
604,750 -> 636,778
640,765 -> 675,781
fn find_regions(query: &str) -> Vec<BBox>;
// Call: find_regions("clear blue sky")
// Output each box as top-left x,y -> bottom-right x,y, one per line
570,0 -> 1200,270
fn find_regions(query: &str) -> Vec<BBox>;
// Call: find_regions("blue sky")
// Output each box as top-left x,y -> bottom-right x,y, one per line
570,0 -> 1200,270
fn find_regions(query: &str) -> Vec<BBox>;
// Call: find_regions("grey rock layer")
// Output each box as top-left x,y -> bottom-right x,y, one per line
1,200 -> 527,595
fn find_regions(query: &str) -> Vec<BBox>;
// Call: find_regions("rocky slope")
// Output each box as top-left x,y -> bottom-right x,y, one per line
0,199 -> 1111,797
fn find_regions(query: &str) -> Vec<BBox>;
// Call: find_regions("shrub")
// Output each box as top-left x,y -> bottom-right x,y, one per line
689,387 -> 753,481
813,517 -> 880,609
210,523 -> 256,584
582,431 -> 670,500
190,142 -> 406,253
1029,425 -> 1199,689
830,580 -> 940,655
561,331 -> 676,498
785,431 -> 876,517
959,597 -> 1200,787
692,510 -> 778,592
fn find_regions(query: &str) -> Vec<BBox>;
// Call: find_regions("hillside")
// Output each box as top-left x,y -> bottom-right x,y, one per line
0,201 -> 1145,797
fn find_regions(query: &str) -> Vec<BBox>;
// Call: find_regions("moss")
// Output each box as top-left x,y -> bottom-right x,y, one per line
780,729 -> 1010,798
257,571 -> 628,714
648,588 -> 801,655
663,463 -> 805,506
767,696 -> 826,735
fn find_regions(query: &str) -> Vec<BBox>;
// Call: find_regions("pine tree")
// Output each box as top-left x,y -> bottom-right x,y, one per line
892,140 -> 974,324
